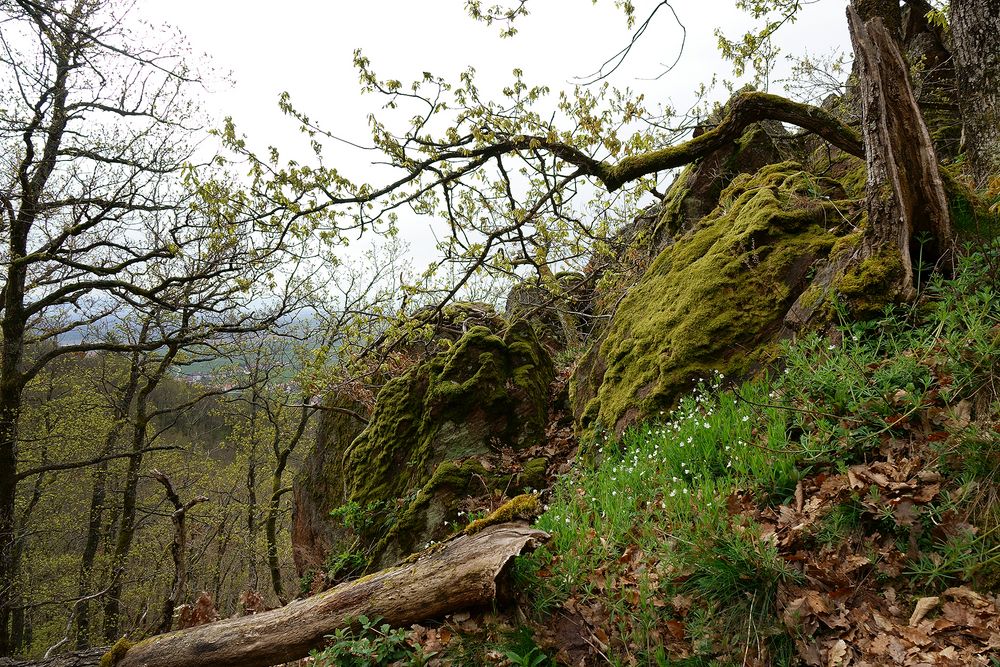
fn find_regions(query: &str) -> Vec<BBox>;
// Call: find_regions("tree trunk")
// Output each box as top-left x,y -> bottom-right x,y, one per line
950,0 -> 1000,185
1,647 -> 108,667
263,481 -> 288,606
0,382 -> 24,656
847,3 -> 953,298
151,471 -> 208,634
245,401 -> 259,592
100,429 -> 144,642
102,338 -> 178,641
75,464 -> 109,649
101,524 -> 547,667
264,401 -> 312,605
78,361 -> 138,649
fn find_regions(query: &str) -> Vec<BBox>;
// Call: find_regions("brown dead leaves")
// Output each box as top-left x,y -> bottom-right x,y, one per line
783,586 -> 1000,666
769,450 -> 1000,666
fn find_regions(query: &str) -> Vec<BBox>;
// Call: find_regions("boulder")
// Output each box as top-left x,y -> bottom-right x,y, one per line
292,318 -> 554,579
571,161 -> 848,435
505,271 -> 589,352
584,120 -> 794,335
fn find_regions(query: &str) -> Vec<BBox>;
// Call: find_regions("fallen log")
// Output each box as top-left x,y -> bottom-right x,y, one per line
101,523 -> 547,667
0,648 -> 107,667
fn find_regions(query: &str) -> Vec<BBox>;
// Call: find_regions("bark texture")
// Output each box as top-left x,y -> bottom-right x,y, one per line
950,0 -> 1000,185
151,471 -> 208,635
0,647 -> 107,667
847,5 -> 952,297
103,523 -> 547,667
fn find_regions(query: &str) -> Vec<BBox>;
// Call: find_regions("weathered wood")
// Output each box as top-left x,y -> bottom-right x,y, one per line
0,647 -> 107,667
95,523 -> 547,667
847,5 -> 953,297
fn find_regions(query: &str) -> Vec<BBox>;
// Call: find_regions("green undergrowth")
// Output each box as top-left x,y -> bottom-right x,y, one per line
519,242 -> 1000,665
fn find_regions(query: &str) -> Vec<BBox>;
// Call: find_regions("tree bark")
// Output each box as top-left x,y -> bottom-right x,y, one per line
101,524 -> 547,667
77,355 -> 141,649
264,402 -> 313,605
103,338 -> 179,641
847,4 -> 953,298
950,0 -> 1000,185
151,471 -> 209,635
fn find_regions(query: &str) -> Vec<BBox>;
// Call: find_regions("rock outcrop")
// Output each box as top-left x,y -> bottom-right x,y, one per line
571,161 -> 853,435
291,315 -> 554,580
291,392 -> 370,576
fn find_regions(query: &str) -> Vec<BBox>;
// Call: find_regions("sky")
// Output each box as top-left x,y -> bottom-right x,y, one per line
137,0 -> 853,266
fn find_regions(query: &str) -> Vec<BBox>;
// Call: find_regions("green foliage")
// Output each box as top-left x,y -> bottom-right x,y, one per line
525,374 -> 803,663
812,501 -> 864,547
501,633 -> 554,667
525,243 -> 1000,664
310,615 -> 429,667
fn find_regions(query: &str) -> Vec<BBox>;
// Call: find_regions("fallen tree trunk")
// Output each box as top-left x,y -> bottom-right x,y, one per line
0,648 -> 107,667
100,523 -> 547,667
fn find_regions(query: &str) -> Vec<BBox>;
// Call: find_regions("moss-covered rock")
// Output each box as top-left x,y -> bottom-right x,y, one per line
402,302 -> 507,355
584,119 -> 794,341
572,162 -> 844,435
345,321 -> 551,505
505,272 -> 589,352
835,247 -> 907,318
309,319 -> 553,571
291,392 -> 371,576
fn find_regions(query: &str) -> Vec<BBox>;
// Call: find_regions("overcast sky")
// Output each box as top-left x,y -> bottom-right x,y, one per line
137,0 -> 852,265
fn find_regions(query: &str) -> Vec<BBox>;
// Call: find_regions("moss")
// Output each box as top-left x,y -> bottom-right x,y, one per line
464,494 -> 541,535
580,162 -> 841,434
650,164 -> 694,242
339,322 -> 552,568
519,457 -> 548,491
835,249 -> 905,317
939,164 -> 1000,239
342,367 -> 429,507
99,637 -> 133,667
344,323 -> 551,509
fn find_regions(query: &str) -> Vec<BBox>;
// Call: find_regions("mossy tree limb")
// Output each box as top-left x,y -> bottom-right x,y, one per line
103,524 -> 547,667
445,92 -> 863,193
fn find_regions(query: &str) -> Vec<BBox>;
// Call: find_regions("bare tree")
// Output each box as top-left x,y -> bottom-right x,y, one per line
0,0 -> 311,652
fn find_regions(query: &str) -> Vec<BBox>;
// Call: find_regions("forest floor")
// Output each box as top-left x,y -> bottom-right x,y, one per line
303,248 -> 1000,666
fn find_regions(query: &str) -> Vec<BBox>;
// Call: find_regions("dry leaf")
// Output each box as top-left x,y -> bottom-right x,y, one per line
909,597 -> 939,627
826,638 -> 848,666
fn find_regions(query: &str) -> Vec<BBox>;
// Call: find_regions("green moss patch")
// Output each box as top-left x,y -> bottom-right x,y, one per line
99,637 -> 133,667
835,248 -> 905,317
334,320 -> 553,568
464,494 -> 542,535
576,162 -> 842,434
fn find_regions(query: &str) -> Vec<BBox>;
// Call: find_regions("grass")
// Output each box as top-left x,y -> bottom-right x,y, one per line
518,241 -> 1000,665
